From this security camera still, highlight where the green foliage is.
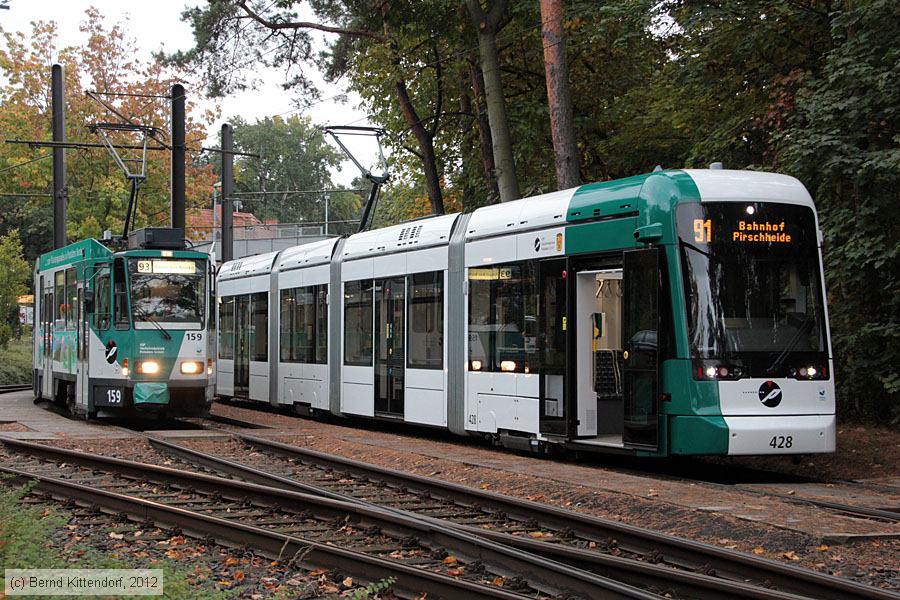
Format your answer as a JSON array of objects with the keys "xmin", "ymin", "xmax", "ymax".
[
  {"xmin": 0, "ymin": 230, "xmax": 31, "ymax": 348},
  {"xmin": 0, "ymin": 10, "xmax": 217, "ymax": 265},
  {"xmin": 775, "ymin": 0, "xmax": 900, "ymax": 422},
  {"xmin": 227, "ymin": 114, "xmax": 362, "ymax": 226},
  {"xmin": 0, "ymin": 480, "xmax": 67, "ymax": 570},
  {"xmin": 0, "ymin": 479, "xmax": 231, "ymax": 599},
  {"xmin": 0, "ymin": 335, "xmax": 33, "ymax": 384},
  {"xmin": 349, "ymin": 576, "xmax": 396, "ymax": 599}
]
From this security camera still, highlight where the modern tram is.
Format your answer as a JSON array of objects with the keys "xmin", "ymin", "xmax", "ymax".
[
  {"xmin": 33, "ymin": 229, "xmax": 215, "ymax": 418},
  {"xmin": 215, "ymin": 168, "xmax": 836, "ymax": 457}
]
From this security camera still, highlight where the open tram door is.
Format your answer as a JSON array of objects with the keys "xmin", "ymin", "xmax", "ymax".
[{"xmin": 622, "ymin": 248, "xmax": 661, "ymax": 450}]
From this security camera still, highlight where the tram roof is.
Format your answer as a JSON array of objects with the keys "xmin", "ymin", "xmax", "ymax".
[
  {"xmin": 276, "ymin": 237, "xmax": 340, "ymax": 271},
  {"xmin": 37, "ymin": 239, "xmax": 111, "ymax": 272},
  {"xmin": 218, "ymin": 249, "xmax": 280, "ymax": 281},
  {"xmin": 341, "ymin": 212, "xmax": 459, "ymax": 261}
]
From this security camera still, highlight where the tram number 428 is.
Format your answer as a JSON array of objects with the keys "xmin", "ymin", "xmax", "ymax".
[{"xmin": 769, "ymin": 435, "xmax": 793, "ymax": 449}]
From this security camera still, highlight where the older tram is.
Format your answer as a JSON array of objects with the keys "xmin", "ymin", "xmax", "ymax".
[
  {"xmin": 33, "ymin": 230, "xmax": 214, "ymax": 418},
  {"xmin": 215, "ymin": 169, "xmax": 835, "ymax": 456}
]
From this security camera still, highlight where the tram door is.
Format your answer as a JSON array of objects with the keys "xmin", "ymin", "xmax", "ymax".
[
  {"xmin": 538, "ymin": 259, "xmax": 568, "ymax": 436},
  {"xmin": 622, "ymin": 248, "xmax": 660, "ymax": 450},
  {"xmin": 234, "ymin": 295, "xmax": 251, "ymax": 395},
  {"xmin": 76, "ymin": 281, "xmax": 88, "ymax": 409},
  {"xmin": 374, "ymin": 277, "xmax": 405, "ymax": 417},
  {"xmin": 40, "ymin": 279, "xmax": 54, "ymax": 399}
]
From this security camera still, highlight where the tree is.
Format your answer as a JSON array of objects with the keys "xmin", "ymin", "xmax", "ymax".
[
  {"xmin": 170, "ymin": 0, "xmax": 449, "ymax": 216},
  {"xmin": 0, "ymin": 231, "xmax": 30, "ymax": 347},
  {"xmin": 775, "ymin": 0, "xmax": 900, "ymax": 423},
  {"xmin": 465, "ymin": 0, "xmax": 520, "ymax": 202},
  {"xmin": 224, "ymin": 114, "xmax": 356, "ymax": 224},
  {"xmin": 540, "ymin": 0, "xmax": 579, "ymax": 189},
  {"xmin": 0, "ymin": 9, "xmax": 217, "ymax": 264}
]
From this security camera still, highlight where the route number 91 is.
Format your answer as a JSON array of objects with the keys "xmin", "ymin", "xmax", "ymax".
[
  {"xmin": 693, "ymin": 219, "xmax": 712, "ymax": 243},
  {"xmin": 769, "ymin": 435, "xmax": 793, "ymax": 449}
]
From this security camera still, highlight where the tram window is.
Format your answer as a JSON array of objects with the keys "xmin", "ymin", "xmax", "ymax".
[
  {"xmin": 54, "ymin": 271, "xmax": 65, "ymax": 327},
  {"xmin": 219, "ymin": 296, "xmax": 234, "ymax": 359},
  {"xmin": 344, "ymin": 279, "xmax": 373, "ymax": 366},
  {"xmin": 467, "ymin": 263, "xmax": 534, "ymax": 373},
  {"xmin": 315, "ymin": 285, "xmax": 328, "ymax": 364},
  {"xmin": 113, "ymin": 259, "xmax": 130, "ymax": 329},
  {"xmin": 65, "ymin": 268, "xmax": 76, "ymax": 329},
  {"xmin": 408, "ymin": 271, "xmax": 443, "ymax": 369},
  {"xmin": 250, "ymin": 292, "xmax": 268, "ymax": 362},
  {"xmin": 95, "ymin": 271, "xmax": 111, "ymax": 330},
  {"xmin": 296, "ymin": 287, "xmax": 316, "ymax": 363},
  {"xmin": 280, "ymin": 289, "xmax": 296, "ymax": 362}
]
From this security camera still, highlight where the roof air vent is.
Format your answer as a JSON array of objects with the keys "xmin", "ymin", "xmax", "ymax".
[{"xmin": 709, "ymin": 162, "xmax": 724, "ymax": 170}]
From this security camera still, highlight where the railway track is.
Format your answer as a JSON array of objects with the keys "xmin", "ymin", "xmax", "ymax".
[
  {"xmin": 145, "ymin": 432, "xmax": 898, "ymax": 600},
  {"xmin": 0, "ymin": 436, "xmax": 670, "ymax": 600},
  {"xmin": 210, "ymin": 406, "xmax": 900, "ymax": 525},
  {"xmin": 0, "ymin": 383, "xmax": 31, "ymax": 394}
]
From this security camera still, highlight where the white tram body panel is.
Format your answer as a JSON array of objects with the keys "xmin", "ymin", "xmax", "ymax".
[
  {"xmin": 216, "ymin": 251, "xmax": 279, "ymax": 400},
  {"xmin": 462, "ymin": 189, "xmax": 574, "ymax": 437},
  {"xmin": 274, "ymin": 239, "xmax": 338, "ymax": 412}
]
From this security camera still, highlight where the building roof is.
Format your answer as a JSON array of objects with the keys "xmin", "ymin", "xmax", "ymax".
[{"xmin": 187, "ymin": 207, "xmax": 275, "ymax": 240}]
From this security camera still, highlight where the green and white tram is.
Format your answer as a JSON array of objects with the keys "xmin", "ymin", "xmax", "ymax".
[
  {"xmin": 33, "ymin": 232, "xmax": 214, "ymax": 418},
  {"xmin": 216, "ymin": 168, "xmax": 834, "ymax": 457}
]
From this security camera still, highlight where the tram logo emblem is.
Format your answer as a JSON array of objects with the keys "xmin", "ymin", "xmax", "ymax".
[
  {"xmin": 105, "ymin": 340, "xmax": 118, "ymax": 364},
  {"xmin": 758, "ymin": 380, "xmax": 782, "ymax": 407}
]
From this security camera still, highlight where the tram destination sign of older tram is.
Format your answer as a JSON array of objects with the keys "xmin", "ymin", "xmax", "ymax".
[
  {"xmin": 33, "ymin": 228, "xmax": 215, "ymax": 418},
  {"xmin": 217, "ymin": 168, "xmax": 835, "ymax": 457}
]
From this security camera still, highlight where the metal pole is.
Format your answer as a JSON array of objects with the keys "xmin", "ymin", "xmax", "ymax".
[
  {"xmin": 324, "ymin": 193, "xmax": 329, "ymax": 236},
  {"xmin": 221, "ymin": 123, "xmax": 234, "ymax": 263},
  {"xmin": 51, "ymin": 64, "xmax": 67, "ymax": 249},
  {"xmin": 170, "ymin": 84, "xmax": 185, "ymax": 232}
]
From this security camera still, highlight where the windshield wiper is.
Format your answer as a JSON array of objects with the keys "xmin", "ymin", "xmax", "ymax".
[
  {"xmin": 766, "ymin": 315, "xmax": 814, "ymax": 375},
  {"xmin": 133, "ymin": 305, "xmax": 172, "ymax": 340}
]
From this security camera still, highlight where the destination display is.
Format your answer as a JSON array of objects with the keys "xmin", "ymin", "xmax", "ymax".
[
  {"xmin": 693, "ymin": 217, "xmax": 794, "ymax": 244},
  {"xmin": 679, "ymin": 202, "xmax": 815, "ymax": 251},
  {"xmin": 136, "ymin": 259, "xmax": 198, "ymax": 275}
]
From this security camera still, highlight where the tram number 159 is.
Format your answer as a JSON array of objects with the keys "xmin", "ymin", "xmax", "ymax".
[
  {"xmin": 94, "ymin": 386, "xmax": 124, "ymax": 407},
  {"xmin": 769, "ymin": 435, "xmax": 793, "ymax": 449}
]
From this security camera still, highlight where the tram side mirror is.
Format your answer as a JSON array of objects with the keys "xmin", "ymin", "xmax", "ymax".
[
  {"xmin": 634, "ymin": 223, "xmax": 663, "ymax": 243},
  {"xmin": 83, "ymin": 290, "xmax": 95, "ymax": 312}
]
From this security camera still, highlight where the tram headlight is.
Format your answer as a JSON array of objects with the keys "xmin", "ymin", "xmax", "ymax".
[
  {"xmin": 137, "ymin": 360, "xmax": 160, "ymax": 375},
  {"xmin": 180, "ymin": 360, "xmax": 203, "ymax": 375},
  {"xmin": 500, "ymin": 360, "xmax": 517, "ymax": 372},
  {"xmin": 790, "ymin": 364, "xmax": 828, "ymax": 380},
  {"xmin": 470, "ymin": 360, "xmax": 483, "ymax": 371},
  {"xmin": 694, "ymin": 361, "xmax": 745, "ymax": 380}
]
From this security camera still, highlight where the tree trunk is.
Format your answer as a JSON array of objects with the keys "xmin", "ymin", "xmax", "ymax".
[
  {"xmin": 540, "ymin": 0, "xmax": 580, "ymax": 189},
  {"xmin": 394, "ymin": 79, "xmax": 444, "ymax": 215},
  {"xmin": 468, "ymin": 56, "xmax": 500, "ymax": 201},
  {"xmin": 466, "ymin": 0, "xmax": 520, "ymax": 203}
]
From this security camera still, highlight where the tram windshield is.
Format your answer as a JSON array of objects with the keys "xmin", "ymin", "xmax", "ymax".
[
  {"xmin": 676, "ymin": 202, "xmax": 827, "ymax": 365},
  {"xmin": 128, "ymin": 258, "xmax": 206, "ymax": 326}
]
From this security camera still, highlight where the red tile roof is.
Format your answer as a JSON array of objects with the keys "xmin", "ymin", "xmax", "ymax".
[{"xmin": 187, "ymin": 207, "xmax": 278, "ymax": 240}]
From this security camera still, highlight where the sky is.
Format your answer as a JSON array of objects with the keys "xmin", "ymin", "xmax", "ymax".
[{"xmin": 0, "ymin": 0, "xmax": 380, "ymax": 186}]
